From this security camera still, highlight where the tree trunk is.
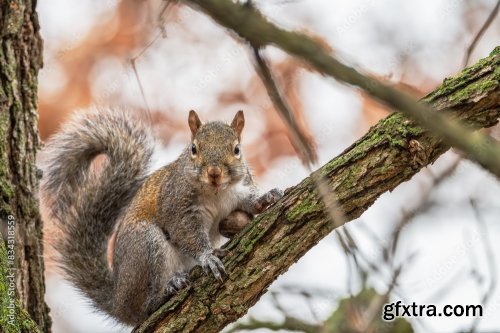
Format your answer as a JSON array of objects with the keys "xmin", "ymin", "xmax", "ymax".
[
  {"xmin": 135, "ymin": 48, "xmax": 499, "ymax": 333},
  {"xmin": 0, "ymin": 1, "xmax": 51, "ymax": 332}
]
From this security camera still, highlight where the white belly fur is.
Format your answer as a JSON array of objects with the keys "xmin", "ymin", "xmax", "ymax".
[{"xmin": 200, "ymin": 181, "xmax": 249, "ymax": 247}]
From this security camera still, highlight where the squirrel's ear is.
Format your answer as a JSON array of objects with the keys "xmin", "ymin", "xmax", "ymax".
[
  {"xmin": 231, "ymin": 110, "xmax": 245, "ymax": 141},
  {"xmin": 188, "ymin": 110, "xmax": 202, "ymax": 138}
]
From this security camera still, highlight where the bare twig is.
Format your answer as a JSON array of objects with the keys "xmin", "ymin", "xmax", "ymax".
[
  {"xmin": 130, "ymin": 56, "xmax": 154, "ymax": 123},
  {"xmin": 468, "ymin": 199, "xmax": 497, "ymax": 333},
  {"xmin": 227, "ymin": 291, "xmax": 320, "ymax": 333},
  {"xmin": 359, "ymin": 266, "xmax": 401, "ymax": 333},
  {"xmin": 463, "ymin": 0, "xmax": 500, "ymax": 67},
  {"xmin": 390, "ymin": 156, "xmax": 462, "ymax": 257},
  {"xmin": 276, "ymin": 285, "xmax": 341, "ymax": 301},
  {"xmin": 252, "ymin": 47, "xmax": 317, "ymax": 166},
  {"xmin": 158, "ymin": 0, "xmax": 178, "ymax": 36},
  {"xmin": 130, "ymin": 0, "xmax": 178, "ymax": 123}
]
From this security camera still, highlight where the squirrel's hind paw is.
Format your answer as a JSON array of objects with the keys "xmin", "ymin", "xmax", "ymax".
[
  {"xmin": 199, "ymin": 252, "xmax": 226, "ymax": 282},
  {"xmin": 165, "ymin": 272, "xmax": 190, "ymax": 295}
]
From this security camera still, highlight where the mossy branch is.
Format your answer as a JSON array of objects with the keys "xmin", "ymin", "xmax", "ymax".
[
  {"xmin": 134, "ymin": 48, "xmax": 500, "ymax": 333},
  {"xmin": 180, "ymin": 0, "xmax": 500, "ymax": 178}
]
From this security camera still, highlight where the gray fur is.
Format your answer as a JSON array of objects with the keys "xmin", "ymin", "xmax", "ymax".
[
  {"xmin": 40, "ymin": 108, "xmax": 153, "ymax": 317},
  {"xmin": 40, "ymin": 109, "xmax": 283, "ymax": 326}
]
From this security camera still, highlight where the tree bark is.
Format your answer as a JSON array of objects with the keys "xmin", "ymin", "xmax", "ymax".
[
  {"xmin": 135, "ymin": 49, "xmax": 499, "ymax": 333},
  {"xmin": 0, "ymin": 1, "xmax": 51, "ymax": 332}
]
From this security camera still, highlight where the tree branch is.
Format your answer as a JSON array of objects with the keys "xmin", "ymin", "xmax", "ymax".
[
  {"xmin": 134, "ymin": 48, "xmax": 500, "ymax": 333},
  {"xmin": 181, "ymin": 0, "xmax": 500, "ymax": 178}
]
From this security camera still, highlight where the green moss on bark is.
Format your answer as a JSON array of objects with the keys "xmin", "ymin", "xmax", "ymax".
[
  {"xmin": 424, "ymin": 49, "xmax": 499, "ymax": 104},
  {"xmin": 449, "ymin": 79, "xmax": 498, "ymax": 104},
  {"xmin": 285, "ymin": 195, "xmax": 318, "ymax": 221}
]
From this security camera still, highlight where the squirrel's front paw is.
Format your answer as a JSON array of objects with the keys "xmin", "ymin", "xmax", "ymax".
[
  {"xmin": 254, "ymin": 188, "xmax": 284, "ymax": 213},
  {"xmin": 165, "ymin": 272, "xmax": 190, "ymax": 295},
  {"xmin": 219, "ymin": 210, "xmax": 253, "ymax": 238},
  {"xmin": 199, "ymin": 252, "xmax": 226, "ymax": 281},
  {"xmin": 213, "ymin": 248, "xmax": 228, "ymax": 258}
]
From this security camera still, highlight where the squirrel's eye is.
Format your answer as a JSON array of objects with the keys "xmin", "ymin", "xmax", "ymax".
[
  {"xmin": 191, "ymin": 144, "xmax": 197, "ymax": 155},
  {"xmin": 234, "ymin": 144, "xmax": 241, "ymax": 156}
]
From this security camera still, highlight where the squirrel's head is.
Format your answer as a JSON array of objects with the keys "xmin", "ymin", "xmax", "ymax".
[{"xmin": 186, "ymin": 110, "xmax": 246, "ymax": 191}]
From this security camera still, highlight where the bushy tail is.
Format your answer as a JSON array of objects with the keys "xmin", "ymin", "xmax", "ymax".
[{"xmin": 41, "ymin": 108, "xmax": 153, "ymax": 313}]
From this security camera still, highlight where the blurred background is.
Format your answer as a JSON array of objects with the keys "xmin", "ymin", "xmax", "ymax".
[{"xmin": 37, "ymin": 0, "xmax": 500, "ymax": 332}]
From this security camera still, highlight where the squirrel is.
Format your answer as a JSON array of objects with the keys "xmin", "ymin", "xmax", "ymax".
[{"xmin": 40, "ymin": 108, "xmax": 283, "ymax": 326}]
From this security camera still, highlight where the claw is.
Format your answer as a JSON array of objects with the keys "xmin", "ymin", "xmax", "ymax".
[
  {"xmin": 165, "ymin": 272, "xmax": 190, "ymax": 296},
  {"xmin": 199, "ymin": 252, "xmax": 226, "ymax": 281},
  {"xmin": 254, "ymin": 188, "xmax": 284, "ymax": 213}
]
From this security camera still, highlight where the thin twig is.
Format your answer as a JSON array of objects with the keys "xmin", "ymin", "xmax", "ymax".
[
  {"xmin": 276, "ymin": 284, "xmax": 341, "ymax": 300},
  {"xmin": 227, "ymin": 292, "xmax": 320, "ymax": 333},
  {"xmin": 463, "ymin": 0, "xmax": 500, "ymax": 67},
  {"xmin": 252, "ymin": 47, "xmax": 317, "ymax": 166},
  {"xmin": 359, "ymin": 266, "xmax": 402, "ymax": 333},
  {"xmin": 130, "ymin": 0, "xmax": 178, "ymax": 124},
  {"xmin": 130, "ymin": 56, "xmax": 153, "ymax": 124},
  {"xmin": 468, "ymin": 199, "xmax": 497, "ymax": 333},
  {"xmin": 158, "ymin": 0, "xmax": 178, "ymax": 37},
  {"xmin": 390, "ymin": 156, "xmax": 462, "ymax": 257},
  {"xmin": 129, "ymin": 29, "xmax": 164, "ymax": 124}
]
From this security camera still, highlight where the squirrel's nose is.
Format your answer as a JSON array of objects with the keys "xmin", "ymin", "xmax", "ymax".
[{"xmin": 207, "ymin": 166, "xmax": 222, "ymax": 182}]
